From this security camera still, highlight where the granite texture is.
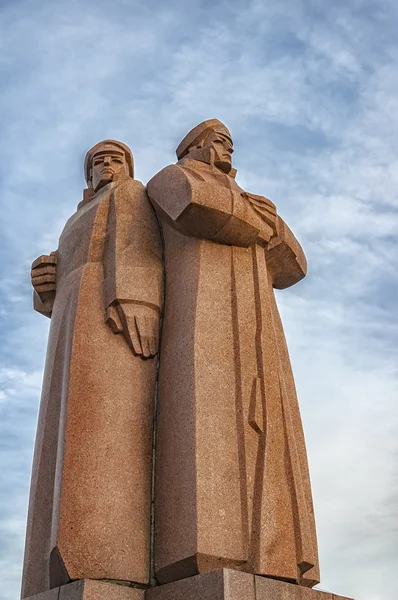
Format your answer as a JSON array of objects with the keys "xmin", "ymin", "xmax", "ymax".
[
  {"xmin": 147, "ymin": 120, "xmax": 319, "ymax": 587},
  {"xmin": 146, "ymin": 570, "xmax": 352, "ymax": 600},
  {"xmin": 59, "ymin": 580, "xmax": 145, "ymax": 600},
  {"xmin": 147, "ymin": 569, "xmax": 255, "ymax": 600},
  {"xmin": 22, "ymin": 125, "xmax": 349, "ymax": 599},
  {"xmin": 254, "ymin": 576, "xmax": 353, "ymax": 600},
  {"xmin": 22, "ymin": 141, "xmax": 163, "ymax": 598},
  {"xmin": 24, "ymin": 589, "xmax": 59, "ymax": 600},
  {"xmin": 25, "ymin": 573, "xmax": 353, "ymax": 600},
  {"xmin": 25, "ymin": 579, "xmax": 145, "ymax": 600}
]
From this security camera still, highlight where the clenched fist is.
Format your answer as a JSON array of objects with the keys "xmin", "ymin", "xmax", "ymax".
[
  {"xmin": 106, "ymin": 301, "xmax": 160, "ymax": 358},
  {"xmin": 31, "ymin": 253, "xmax": 57, "ymax": 303}
]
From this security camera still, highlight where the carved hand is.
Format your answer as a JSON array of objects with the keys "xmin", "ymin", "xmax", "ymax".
[
  {"xmin": 31, "ymin": 253, "xmax": 57, "ymax": 303},
  {"xmin": 106, "ymin": 302, "xmax": 160, "ymax": 358},
  {"xmin": 242, "ymin": 193, "xmax": 278, "ymax": 236}
]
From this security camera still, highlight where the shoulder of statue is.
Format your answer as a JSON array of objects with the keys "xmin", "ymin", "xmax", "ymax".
[
  {"xmin": 114, "ymin": 177, "xmax": 145, "ymax": 193},
  {"xmin": 147, "ymin": 163, "xmax": 189, "ymax": 192},
  {"xmin": 110, "ymin": 178, "xmax": 148, "ymax": 204}
]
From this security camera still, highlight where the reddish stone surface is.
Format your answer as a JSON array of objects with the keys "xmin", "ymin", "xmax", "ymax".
[
  {"xmin": 255, "ymin": 576, "xmax": 353, "ymax": 600},
  {"xmin": 24, "ymin": 589, "xmax": 59, "ymax": 600},
  {"xmin": 24, "ymin": 572, "xmax": 353, "ymax": 600},
  {"xmin": 23, "ymin": 125, "xmax": 357, "ymax": 600},
  {"xmin": 59, "ymin": 580, "xmax": 145, "ymax": 600},
  {"xmin": 21, "ymin": 141, "xmax": 163, "ymax": 598},
  {"xmin": 146, "ymin": 570, "xmax": 351, "ymax": 600},
  {"xmin": 25, "ymin": 579, "xmax": 145, "ymax": 600},
  {"xmin": 147, "ymin": 569, "xmax": 255, "ymax": 600},
  {"xmin": 147, "ymin": 120, "xmax": 319, "ymax": 587}
]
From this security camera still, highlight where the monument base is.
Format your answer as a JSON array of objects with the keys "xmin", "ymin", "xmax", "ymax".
[
  {"xmin": 147, "ymin": 570, "xmax": 353, "ymax": 600},
  {"xmin": 24, "ymin": 579, "xmax": 145, "ymax": 600},
  {"xmin": 25, "ymin": 569, "xmax": 353, "ymax": 600}
]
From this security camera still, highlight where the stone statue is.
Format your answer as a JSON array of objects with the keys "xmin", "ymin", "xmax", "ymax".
[
  {"xmin": 147, "ymin": 120, "xmax": 320, "ymax": 588},
  {"xmin": 22, "ymin": 140, "xmax": 163, "ymax": 598}
]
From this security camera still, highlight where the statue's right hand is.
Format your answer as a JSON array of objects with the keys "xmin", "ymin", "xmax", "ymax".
[
  {"xmin": 31, "ymin": 253, "xmax": 57, "ymax": 302},
  {"xmin": 242, "ymin": 193, "xmax": 278, "ymax": 232},
  {"xmin": 105, "ymin": 302, "xmax": 159, "ymax": 358}
]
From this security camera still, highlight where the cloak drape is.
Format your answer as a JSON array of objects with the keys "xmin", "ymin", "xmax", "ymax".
[
  {"xmin": 21, "ymin": 179, "xmax": 162, "ymax": 598},
  {"xmin": 147, "ymin": 159, "xmax": 319, "ymax": 588}
]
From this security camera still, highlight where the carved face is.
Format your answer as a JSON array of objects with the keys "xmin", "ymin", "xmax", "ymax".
[
  {"xmin": 90, "ymin": 150, "xmax": 129, "ymax": 191},
  {"xmin": 205, "ymin": 131, "xmax": 234, "ymax": 173}
]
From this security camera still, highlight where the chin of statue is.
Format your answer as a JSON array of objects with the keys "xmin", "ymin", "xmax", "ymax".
[{"xmin": 214, "ymin": 159, "xmax": 232, "ymax": 174}]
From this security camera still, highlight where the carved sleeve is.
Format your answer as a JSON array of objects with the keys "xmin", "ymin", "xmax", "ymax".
[
  {"xmin": 265, "ymin": 216, "xmax": 307, "ymax": 289},
  {"xmin": 32, "ymin": 253, "xmax": 57, "ymax": 318},
  {"xmin": 147, "ymin": 165, "xmax": 273, "ymax": 247},
  {"xmin": 102, "ymin": 180, "xmax": 163, "ymax": 312},
  {"xmin": 33, "ymin": 290, "xmax": 54, "ymax": 318}
]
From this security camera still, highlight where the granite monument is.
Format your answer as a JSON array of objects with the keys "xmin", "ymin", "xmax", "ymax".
[{"xmin": 21, "ymin": 126, "xmax": 352, "ymax": 600}]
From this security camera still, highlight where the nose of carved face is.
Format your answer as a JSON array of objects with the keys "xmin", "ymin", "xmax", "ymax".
[
  {"xmin": 213, "ymin": 146, "xmax": 233, "ymax": 174},
  {"xmin": 100, "ymin": 157, "xmax": 115, "ymax": 174},
  {"xmin": 214, "ymin": 138, "xmax": 233, "ymax": 164},
  {"xmin": 90, "ymin": 151, "xmax": 128, "ymax": 192}
]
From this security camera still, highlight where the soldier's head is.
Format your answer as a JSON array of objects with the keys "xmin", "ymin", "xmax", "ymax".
[
  {"xmin": 176, "ymin": 119, "xmax": 234, "ymax": 174},
  {"xmin": 84, "ymin": 140, "xmax": 134, "ymax": 192}
]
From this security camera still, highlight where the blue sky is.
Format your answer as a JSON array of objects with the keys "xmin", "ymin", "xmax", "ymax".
[{"xmin": 1, "ymin": 0, "xmax": 397, "ymax": 598}]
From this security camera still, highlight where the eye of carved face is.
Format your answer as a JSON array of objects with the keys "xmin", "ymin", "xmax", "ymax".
[
  {"xmin": 90, "ymin": 150, "xmax": 128, "ymax": 191},
  {"xmin": 206, "ymin": 132, "xmax": 234, "ymax": 173},
  {"xmin": 212, "ymin": 134, "xmax": 233, "ymax": 155}
]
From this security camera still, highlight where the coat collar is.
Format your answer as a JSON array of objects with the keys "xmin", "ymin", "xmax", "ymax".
[
  {"xmin": 178, "ymin": 158, "xmax": 237, "ymax": 180},
  {"xmin": 77, "ymin": 180, "xmax": 118, "ymax": 210}
]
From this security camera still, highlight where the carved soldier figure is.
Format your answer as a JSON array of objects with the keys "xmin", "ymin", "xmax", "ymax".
[
  {"xmin": 147, "ymin": 120, "xmax": 320, "ymax": 588},
  {"xmin": 22, "ymin": 140, "xmax": 163, "ymax": 598}
]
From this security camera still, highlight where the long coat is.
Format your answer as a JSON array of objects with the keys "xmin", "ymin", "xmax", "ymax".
[
  {"xmin": 21, "ymin": 178, "xmax": 162, "ymax": 598},
  {"xmin": 147, "ymin": 158, "xmax": 319, "ymax": 588}
]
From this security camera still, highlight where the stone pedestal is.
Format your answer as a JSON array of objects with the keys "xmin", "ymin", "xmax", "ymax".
[
  {"xmin": 25, "ymin": 570, "xmax": 352, "ymax": 600},
  {"xmin": 25, "ymin": 579, "xmax": 145, "ymax": 600},
  {"xmin": 147, "ymin": 570, "xmax": 352, "ymax": 600}
]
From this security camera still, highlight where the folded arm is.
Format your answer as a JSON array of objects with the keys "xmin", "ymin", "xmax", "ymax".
[
  {"xmin": 147, "ymin": 165, "xmax": 274, "ymax": 247},
  {"xmin": 31, "ymin": 253, "xmax": 57, "ymax": 318},
  {"xmin": 102, "ymin": 180, "xmax": 163, "ymax": 358},
  {"xmin": 265, "ymin": 216, "xmax": 307, "ymax": 289}
]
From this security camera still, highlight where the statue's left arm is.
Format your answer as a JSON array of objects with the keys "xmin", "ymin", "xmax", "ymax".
[
  {"xmin": 225, "ymin": 190, "xmax": 307, "ymax": 288},
  {"xmin": 265, "ymin": 215, "xmax": 307, "ymax": 289},
  {"xmin": 147, "ymin": 165, "xmax": 274, "ymax": 247},
  {"xmin": 102, "ymin": 180, "xmax": 163, "ymax": 357}
]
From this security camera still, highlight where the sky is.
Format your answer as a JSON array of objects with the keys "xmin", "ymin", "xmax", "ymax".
[{"xmin": 0, "ymin": 0, "xmax": 397, "ymax": 598}]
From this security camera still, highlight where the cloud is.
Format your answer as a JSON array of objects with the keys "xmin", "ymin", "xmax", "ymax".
[{"xmin": 0, "ymin": 368, "xmax": 43, "ymax": 600}]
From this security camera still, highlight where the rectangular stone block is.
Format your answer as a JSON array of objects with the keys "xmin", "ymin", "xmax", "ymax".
[
  {"xmin": 25, "ymin": 573, "xmax": 353, "ymax": 600},
  {"xmin": 146, "ymin": 570, "xmax": 353, "ymax": 600},
  {"xmin": 25, "ymin": 580, "xmax": 145, "ymax": 600},
  {"xmin": 256, "ymin": 576, "xmax": 332, "ymax": 600},
  {"xmin": 25, "ymin": 589, "xmax": 59, "ymax": 600},
  {"xmin": 147, "ymin": 569, "xmax": 255, "ymax": 600},
  {"xmin": 147, "ymin": 570, "xmax": 225, "ymax": 600},
  {"xmin": 255, "ymin": 576, "xmax": 353, "ymax": 600}
]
